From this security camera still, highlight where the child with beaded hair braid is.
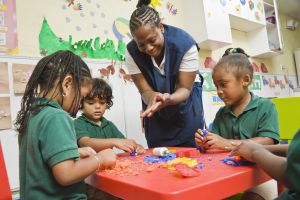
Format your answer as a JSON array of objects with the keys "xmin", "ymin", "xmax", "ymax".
[{"xmin": 16, "ymin": 50, "xmax": 116, "ymax": 200}]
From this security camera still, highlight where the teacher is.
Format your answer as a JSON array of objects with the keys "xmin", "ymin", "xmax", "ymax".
[{"xmin": 125, "ymin": 0, "xmax": 205, "ymax": 148}]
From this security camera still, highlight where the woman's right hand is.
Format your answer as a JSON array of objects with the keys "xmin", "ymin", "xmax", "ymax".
[{"xmin": 97, "ymin": 149, "xmax": 117, "ymax": 170}]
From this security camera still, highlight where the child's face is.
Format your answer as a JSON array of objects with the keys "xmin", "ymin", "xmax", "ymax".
[
  {"xmin": 133, "ymin": 24, "xmax": 164, "ymax": 58},
  {"xmin": 82, "ymin": 97, "xmax": 107, "ymax": 123},
  {"xmin": 63, "ymin": 83, "xmax": 92, "ymax": 115},
  {"xmin": 212, "ymin": 67, "xmax": 248, "ymax": 106}
]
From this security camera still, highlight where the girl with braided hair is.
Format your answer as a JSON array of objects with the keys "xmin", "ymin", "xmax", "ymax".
[
  {"xmin": 126, "ymin": 0, "xmax": 205, "ymax": 148},
  {"xmin": 16, "ymin": 50, "xmax": 116, "ymax": 200}
]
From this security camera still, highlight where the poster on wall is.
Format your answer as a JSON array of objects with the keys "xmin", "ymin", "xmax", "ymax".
[
  {"xmin": 12, "ymin": 63, "xmax": 35, "ymax": 94},
  {"xmin": 0, "ymin": 62, "xmax": 9, "ymax": 94},
  {"xmin": 0, "ymin": 97, "xmax": 11, "ymax": 130},
  {"xmin": 0, "ymin": 0, "xmax": 18, "ymax": 55}
]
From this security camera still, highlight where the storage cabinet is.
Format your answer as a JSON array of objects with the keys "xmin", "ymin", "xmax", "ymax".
[
  {"xmin": 248, "ymin": 0, "xmax": 283, "ymax": 57},
  {"xmin": 182, "ymin": 0, "xmax": 283, "ymax": 57},
  {"xmin": 182, "ymin": 0, "xmax": 232, "ymax": 50}
]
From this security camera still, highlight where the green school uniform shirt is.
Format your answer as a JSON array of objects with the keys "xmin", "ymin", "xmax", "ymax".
[
  {"xmin": 18, "ymin": 98, "xmax": 86, "ymax": 200},
  {"xmin": 211, "ymin": 93, "xmax": 279, "ymax": 143},
  {"xmin": 74, "ymin": 114, "xmax": 125, "ymax": 140},
  {"xmin": 276, "ymin": 129, "xmax": 300, "ymax": 200}
]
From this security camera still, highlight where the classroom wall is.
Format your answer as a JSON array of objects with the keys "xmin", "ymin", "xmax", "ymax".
[{"xmin": 1, "ymin": 0, "xmax": 300, "ymax": 191}]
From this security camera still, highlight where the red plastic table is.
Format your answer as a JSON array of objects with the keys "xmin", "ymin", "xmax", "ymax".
[
  {"xmin": 0, "ymin": 142, "xmax": 12, "ymax": 200},
  {"xmin": 86, "ymin": 148, "xmax": 271, "ymax": 200}
]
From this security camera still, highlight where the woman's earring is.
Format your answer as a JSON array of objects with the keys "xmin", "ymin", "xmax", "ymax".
[{"xmin": 62, "ymin": 92, "xmax": 66, "ymax": 97}]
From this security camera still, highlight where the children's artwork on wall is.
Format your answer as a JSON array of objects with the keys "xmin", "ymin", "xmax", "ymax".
[
  {"xmin": 166, "ymin": 1, "xmax": 179, "ymax": 16},
  {"xmin": 0, "ymin": 97, "xmax": 11, "ymax": 130},
  {"xmin": 249, "ymin": 74, "xmax": 261, "ymax": 91},
  {"xmin": 97, "ymin": 61, "xmax": 132, "ymax": 83},
  {"xmin": 204, "ymin": 57, "xmax": 216, "ymax": 69},
  {"xmin": 12, "ymin": 63, "xmax": 35, "ymax": 94},
  {"xmin": 0, "ymin": 62, "xmax": 9, "ymax": 94},
  {"xmin": 112, "ymin": 17, "xmax": 132, "ymax": 42},
  {"xmin": 260, "ymin": 62, "xmax": 269, "ymax": 73},
  {"xmin": 39, "ymin": 18, "xmax": 126, "ymax": 61},
  {"xmin": 252, "ymin": 62, "xmax": 260, "ymax": 72},
  {"xmin": 201, "ymin": 71, "xmax": 216, "ymax": 92},
  {"xmin": 0, "ymin": 0, "xmax": 18, "ymax": 55}
]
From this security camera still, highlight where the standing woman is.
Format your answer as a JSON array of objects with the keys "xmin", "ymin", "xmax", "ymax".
[{"xmin": 125, "ymin": 0, "xmax": 205, "ymax": 147}]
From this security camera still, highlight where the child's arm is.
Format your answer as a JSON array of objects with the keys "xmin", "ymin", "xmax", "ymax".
[
  {"xmin": 51, "ymin": 148, "xmax": 116, "ymax": 186},
  {"xmin": 264, "ymin": 144, "xmax": 289, "ymax": 157},
  {"xmin": 78, "ymin": 137, "xmax": 137, "ymax": 153},
  {"xmin": 229, "ymin": 140, "xmax": 292, "ymax": 188},
  {"xmin": 197, "ymin": 130, "xmax": 275, "ymax": 150}
]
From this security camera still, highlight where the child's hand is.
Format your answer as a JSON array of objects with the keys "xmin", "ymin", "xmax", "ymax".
[
  {"xmin": 78, "ymin": 147, "xmax": 97, "ymax": 158},
  {"xmin": 136, "ymin": 144, "xmax": 146, "ymax": 154},
  {"xmin": 229, "ymin": 140, "xmax": 264, "ymax": 162},
  {"xmin": 113, "ymin": 138, "xmax": 137, "ymax": 153},
  {"xmin": 205, "ymin": 132, "xmax": 231, "ymax": 150},
  {"xmin": 97, "ymin": 149, "xmax": 116, "ymax": 170},
  {"xmin": 195, "ymin": 129, "xmax": 208, "ymax": 147}
]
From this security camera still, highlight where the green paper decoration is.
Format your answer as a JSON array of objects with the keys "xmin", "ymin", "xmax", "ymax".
[{"xmin": 39, "ymin": 18, "xmax": 126, "ymax": 61}]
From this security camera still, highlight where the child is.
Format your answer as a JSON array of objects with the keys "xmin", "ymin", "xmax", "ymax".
[
  {"xmin": 75, "ymin": 78, "xmax": 146, "ymax": 154},
  {"xmin": 229, "ymin": 129, "xmax": 300, "ymax": 200},
  {"xmin": 195, "ymin": 49, "xmax": 280, "ymax": 200},
  {"xmin": 15, "ymin": 50, "xmax": 116, "ymax": 200},
  {"xmin": 75, "ymin": 78, "xmax": 145, "ymax": 200}
]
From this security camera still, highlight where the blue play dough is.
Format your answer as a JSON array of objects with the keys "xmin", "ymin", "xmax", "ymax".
[
  {"xmin": 220, "ymin": 157, "xmax": 255, "ymax": 166},
  {"xmin": 144, "ymin": 153, "xmax": 176, "ymax": 163}
]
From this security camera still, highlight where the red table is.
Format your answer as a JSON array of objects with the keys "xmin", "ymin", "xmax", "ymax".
[
  {"xmin": 0, "ymin": 142, "xmax": 12, "ymax": 200},
  {"xmin": 86, "ymin": 148, "xmax": 271, "ymax": 200}
]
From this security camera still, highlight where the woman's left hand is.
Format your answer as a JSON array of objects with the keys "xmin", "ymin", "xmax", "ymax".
[{"xmin": 141, "ymin": 93, "xmax": 171, "ymax": 117}]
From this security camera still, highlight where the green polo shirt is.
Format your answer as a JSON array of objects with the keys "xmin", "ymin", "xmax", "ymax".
[
  {"xmin": 19, "ymin": 98, "xmax": 86, "ymax": 200},
  {"xmin": 74, "ymin": 114, "xmax": 125, "ymax": 140},
  {"xmin": 276, "ymin": 129, "xmax": 300, "ymax": 200},
  {"xmin": 211, "ymin": 93, "xmax": 279, "ymax": 143}
]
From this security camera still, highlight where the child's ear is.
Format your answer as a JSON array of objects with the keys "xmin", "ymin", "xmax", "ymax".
[
  {"xmin": 62, "ymin": 75, "xmax": 73, "ymax": 96},
  {"xmin": 242, "ymin": 74, "xmax": 251, "ymax": 87}
]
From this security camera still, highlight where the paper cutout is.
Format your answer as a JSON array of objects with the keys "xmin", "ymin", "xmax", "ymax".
[
  {"xmin": 166, "ymin": 2, "xmax": 178, "ymax": 16},
  {"xmin": 112, "ymin": 17, "xmax": 132, "ymax": 41},
  {"xmin": 248, "ymin": 0, "xmax": 254, "ymax": 10},
  {"xmin": 39, "ymin": 18, "xmax": 126, "ymax": 61},
  {"xmin": 12, "ymin": 64, "xmax": 35, "ymax": 94},
  {"xmin": 0, "ymin": 0, "xmax": 18, "ymax": 55},
  {"xmin": 0, "ymin": 97, "xmax": 11, "ymax": 130},
  {"xmin": 0, "ymin": 62, "xmax": 9, "ymax": 94}
]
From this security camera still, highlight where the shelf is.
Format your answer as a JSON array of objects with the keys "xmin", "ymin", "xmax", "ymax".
[{"xmin": 229, "ymin": 14, "xmax": 265, "ymax": 32}]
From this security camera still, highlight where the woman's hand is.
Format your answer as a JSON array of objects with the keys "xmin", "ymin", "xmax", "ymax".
[{"xmin": 141, "ymin": 92, "xmax": 171, "ymax": 117}]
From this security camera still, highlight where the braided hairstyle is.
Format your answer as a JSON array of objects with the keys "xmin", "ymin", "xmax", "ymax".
[
  {"xmin": 129, "ymin": 0, "xmax": 160, "ymax": 34},
  {"xmin": 222, "ymin": 47, "xmax": 249, "ymax": 57},
  {"xmin": 84, "ymin": 78, "xmax": 113, "ymax": 109},
  {"xmin": 213, "ymin": 53, "xmax": 253, "ymax": 83},
  {"xmin": 15, "ymin": 50, "xmax": 92, "ymax": 136}
]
